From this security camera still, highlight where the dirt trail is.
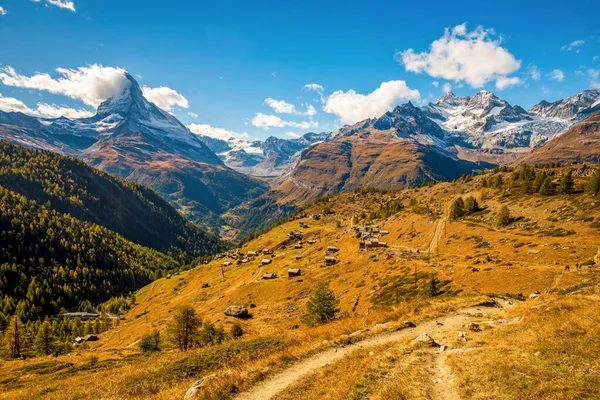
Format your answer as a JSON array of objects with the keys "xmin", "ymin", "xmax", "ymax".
[
  {"xmin": 235, "ymin": 301, "xmax": 514, "ymax": 400},
  {"xmin": 427, "ymin": 218, "xmax": 445, "ymax": 256}
]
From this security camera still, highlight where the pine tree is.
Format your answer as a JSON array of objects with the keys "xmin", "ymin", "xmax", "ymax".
[
  {"xmin": 4, "ymin": 316, "xmax": 22, "ymax": 359},
  {"xmin": 463, "ymin": 196, "xmax": 479, "ymax": 216},
  {"xmin": 585, "ymin": 169, "xmax": 600, "ymax": 196},
  {"xmin": 539, "ymin": 177, "xmax": 555, "ymax": 196},
  {"xmin": 449, "ymin": 197, "xmax": 465, "ymax": 220},
  {"xmin": 559, "ymin": 171, "xmax": 574, "ymax": 195},
  {"xmin": 303, "ymin": 281, "xmax": 340, "ymax": 326},
  {"xmin": 34, "ymin": 320, "xmax": 54, "ymax": 356},
  {"xmin": 497, "ymin": 205, "xmax": 511, "ymax": 227},
  {"xmin": 429, "ymin": 277, "xmax": 440, "ymax": 297},
  {"xmin": 167, "ymin": 305, "xmax": 201, "ymax": 351}
]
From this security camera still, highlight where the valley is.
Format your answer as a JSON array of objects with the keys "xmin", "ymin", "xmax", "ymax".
[{"xmin": 2, "ymin": 164, "xmax": 599, "ymax": 399}]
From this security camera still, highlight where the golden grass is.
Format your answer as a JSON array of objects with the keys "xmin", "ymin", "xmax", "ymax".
[
  {"xmin": 2, "ymin": 172, "xmax": 600, "ymax": 399},
  {"xmin": 448, "ymin": 285, "xmax": 600, "ymax": 399}
]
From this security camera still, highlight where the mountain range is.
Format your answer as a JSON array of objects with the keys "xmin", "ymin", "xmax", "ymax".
[
  {"xmin": 1, "ymin": 73, "xmax": 600, "ymax": 239},
  {"xmin": 0, "ymin": 73, "xmax": 268, "ymax": 235}
]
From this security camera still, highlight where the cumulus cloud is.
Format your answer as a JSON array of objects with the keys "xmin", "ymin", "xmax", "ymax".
[
  {"xmin": 0, "ymin": 93, "xmax": 93, "ymax": 118},
  {"xmin": 397, "ymin": 24, "xmax": 521, "ymax": 89},
  {"xmin": 0, "ymin": 6, "xmax": 7, "ymax": 15},
  {"xmin": 561, "ymin": 40, "xmax": 584, "ymax": 52},
  {"xmin": 0, "ymin": 94, "xmax": 30, "ymax": 113},
  {"xmin": 187, "ymin": 123, "xmax": 249, "ymax": 140},
  {"xmin": 264, "ymin": 98, "xmax": 316, "ymax": 116},
  {"xmin": 33, "ymin": 0, "xmax": 76, "ymax": 12},
  {"xmin": 549, "ymin": 69, "xmax": 565, "ymax": 82},
  {"xmin": 264, "ymin": 98, "xmax": 295, "ymax": 114},
  {"xmin": 188, "ymin": 112, "xmax": 198, "ymax": 119},
  {"xmin": 495, "ymin": 76, "xmax": 522, "ymax": 90},
  {"xmin": 527, "ymin": 64, "xmax": 541, "ymax": 81},
  {"xmin": 323, "ymin": 80, "xmax": 420, "ymax": 124},
  {"xmin": 432, "ymin": 81, "xmax": 439, "ymax": 88},
  {"xmin": 142, "ymin": 86, "xmax": 189, "ymax": 112},
  {"xmin": 0, "ymin": 65, "xmax": 190, "ymax": 112},
  {"xmin": 251, "ymin": 113, "xmax": 318, "ymax": 130},
  {"xmin": 443, "ymin": 83, "xmax": 452, "ymax": 93},
  {"xmin": 0, "ymin": 65, "xmax": 129, "ymax": 107}
]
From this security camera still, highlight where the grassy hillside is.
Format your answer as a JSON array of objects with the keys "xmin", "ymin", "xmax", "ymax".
[
  {"xmin": 2, "ymin": 163, "xmax": 599, "ymax": 399},
  {"xmin": 0, "ymin": 141, "xmax": 225, "ymax": 263}
]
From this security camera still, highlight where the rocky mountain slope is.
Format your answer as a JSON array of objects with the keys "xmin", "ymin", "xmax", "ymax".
[
  {"xmin": 517, "ymin": 111, "xmax": 600, "ymax": 165},
  {"xmin": 0, "ymin": 74, "xmax": 268, "ymax": 234},
  {"xmin": 197, "ymin": 131, "xmax": 331, "ymax": 177}
]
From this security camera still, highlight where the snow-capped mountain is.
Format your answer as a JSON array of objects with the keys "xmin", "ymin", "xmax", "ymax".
[
  {"xmin": 422, "ymin": 90, "xmax": 579, "ymax": 152},
  {"xmin": 41, "ymin": 73, "xmax": 222, "ymax": 164},
  {"xmin": 0, "ymin": 73, "xmax": 268, "ymax": 234},
  {"xmin": 528, "ymin": 89, "xmax": 600, "ymax": 120},
  {"xmin": 196, "ymin": 131, "xmax": 331, "ymax": 176}
]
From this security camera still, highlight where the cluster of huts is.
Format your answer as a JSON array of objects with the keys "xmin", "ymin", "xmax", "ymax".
[{"xmin": 352, "ymin": 224, "xmax": 389, "ymax": 249}]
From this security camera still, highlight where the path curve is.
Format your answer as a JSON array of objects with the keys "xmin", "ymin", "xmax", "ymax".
[{"xmin": 235, "ymin": 302, "xmax": 511, "ymax": 400}]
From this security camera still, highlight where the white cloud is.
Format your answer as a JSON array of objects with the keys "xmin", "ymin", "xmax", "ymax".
[
  {"xmin": 303, "ymin": 83, "xmax": 324, "ymax": 93},
  {"xmin": 264, "ymin": 98, "xmax": 296, "ymax": 114},
  {"xmin": 0, "ymin": 6, "xmax": 7, "ymax": 15},
  {"xmin": 0, "ymin": 94, "xmax": 30, "ymax": 113},
  {"xmin": 0, "ymin": 93, "xmax": 93, "ymax": 118},
  {"xmin": 0, "ymin": 65, "xmax": 129, "ymax": 107},
  {"xmin": 397, "ymin": 24, "xmax": 521, "ymax": 89},
  {"xmin": 285, "ymin": 131, "xmax": 301, "ymax": 138},
  {"xmin": 549, "ymin": 69, "xmax": 565, "ymax": 82},
  {"xmin": 432, "ymin": 81, "xmax": 439, "ymax": 88},
  {"xmin": 187, "ymin": 123, "xmax": 249, "ymax": 140},
  {"xmin": 561, "ymin": 40, "xmax": 584, "ymax": 52},
  {"xmin": 594, "ymin": 56, "xmax": 599, "ymax": 63},
  {"xmin": 33, "ymin": 0, "xmax": 76, "ymax": 12},
  {"xmin": 34, "ymin": 103, "xmax": 94, "ymax": 119},
  {"xmin": 323, "ymin": 80, "xmax": 420, "ymax": 124},
  {"xmin": 188, "ymin": 112, "xmax": 198, "ymax": 119},
  {"xmin": 589, "ymin": 69, "xmax": 600, "ymax": 88},
  {"xmin": 264, "ymin": 97, "xmax": 317, "ymax": 117},
  {"xmin": 141, "ymin": 86, "xmax": 189, "ymax": 112},
  {"xmin": 443, "ymin": 83, "xmax": 452, "ymax": 93},
  {"xmin": 251, "ymin": 113, "xmax": 318, "ymax": 130},
  {"xmin": 495, "ymin": 76, "xmax": 522, "ymax": 90},
  {"xmin": 527, "ymin": 64, "xmax": 541, "ymax": 81},
  {"xmin": 0, "ymin": 65, "xmax": 190, "ymax": 112}
]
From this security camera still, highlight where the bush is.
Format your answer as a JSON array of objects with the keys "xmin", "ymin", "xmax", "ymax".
[
  {"xmin": 139, "ymin": 330, "xmax": 161, "ymax": 353},
  {"xmin": 497, "ymin": 205, "xmax": 511, "ymax": 227},
  {"xmin": 230, "ymin": 323, "xmax": 244, "ymax": 339}
]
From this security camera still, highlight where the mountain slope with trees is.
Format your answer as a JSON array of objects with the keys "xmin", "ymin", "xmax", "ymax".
[
  {"xmin": 0, "ymin": 185, "xmax": 179, "ymax": 321},
  {"xmin": 0, "ymin": 141, "xmax": 225, "ymax": 263}
]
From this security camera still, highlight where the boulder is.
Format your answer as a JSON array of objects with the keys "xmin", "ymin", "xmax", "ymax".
[
  {"xmin": 184, "ymin": 370, "xmax": 233, "ymax": 400},
  {"xmin": 413, "ymin": 333, "xmax": 438, "ymax": 347},
  {"xmin": 224, "ymin": 306, "xmax": 249, "ymax": 318},
  {"xmin": 468, "ymin": 322, "xmax": 481, "ymax": 332},
  {"xmin": 403, "ymin": 320, "xmax": 416, "ymax": 328}
]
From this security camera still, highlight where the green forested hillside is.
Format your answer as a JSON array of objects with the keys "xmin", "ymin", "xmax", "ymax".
[
  {"xmin": 0, "ymin": 141, "xmax": 225, "ymax": 263},
  {"xmin": 0, "ymin": 186, "xmax": 178, "ymax": 320}
]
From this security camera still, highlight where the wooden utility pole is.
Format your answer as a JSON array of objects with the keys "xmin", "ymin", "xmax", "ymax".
[{"xmin": 414, "ymin": 263, "xmax": 418, "ymax": 290}]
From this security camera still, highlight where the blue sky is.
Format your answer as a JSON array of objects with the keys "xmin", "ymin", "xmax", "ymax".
[{"xmin": 0, "ymin": 0, "xmax": 599, "ymax": 140}]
